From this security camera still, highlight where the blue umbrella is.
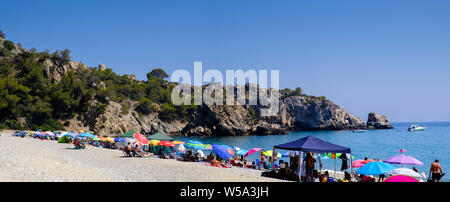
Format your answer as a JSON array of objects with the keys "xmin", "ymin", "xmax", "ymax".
[
  {"xmin": 188, "ymin": 140, "xmax": 202, "ymax": 144},
  {"xmin": 78, "ymin": 132, "xmax": 95, "ymax": 138},
  {"xmin": 220, "ymin": 145, "xmax": 232, "ymax": 150},
  {"xmin": 212, "ymin": 144, "xmax": 232, "ymax": 159},
  {"xmin": 356, "ymin": 161, "xmax": 396, "ymax": 175},
  {"xmin": 62, "ymin": 133, "xmax": 73, "ymax": 137},
  {"xmin": 114, "ymin": 137, "xmax": 125, "ymax": 142}
]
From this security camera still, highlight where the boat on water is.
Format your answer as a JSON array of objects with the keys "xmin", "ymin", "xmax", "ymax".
[
  {"xmin": 353, "ymin": 130, "xmax": 367, "ymax": 133},
  {"xmin": 408, "ymin": 125, "xmax": 427, "ymax": 132}
]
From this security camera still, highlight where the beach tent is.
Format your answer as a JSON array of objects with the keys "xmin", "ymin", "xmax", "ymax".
[
  {"xmin": 146, "ymin": 132, "xmax": 173, "ymax": 141},
  {"xmin": 273, "ymin": 136, "xmax": 352, "ymax": 182},
  {"xmin": 120, "ymin": 131, "xmax": 136, "ymax": 138},
  {"xmin": 58, "ymin": 136, "xmax": 72, "ymax": 144}
]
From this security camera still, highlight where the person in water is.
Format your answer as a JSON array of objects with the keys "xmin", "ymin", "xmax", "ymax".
[{"xmin": 429, "ymin": 159, "xmax": 445, "ymax": 182}]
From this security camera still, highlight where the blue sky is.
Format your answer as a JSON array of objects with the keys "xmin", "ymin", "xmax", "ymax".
[{"xmin": 1, "ymin": 0, "xmax": 450, "ymax": 122}]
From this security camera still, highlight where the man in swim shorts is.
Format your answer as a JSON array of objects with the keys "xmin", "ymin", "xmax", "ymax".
[{"xmin": 429, "ymin": 159, "xmax": 445, "ymax": 182}]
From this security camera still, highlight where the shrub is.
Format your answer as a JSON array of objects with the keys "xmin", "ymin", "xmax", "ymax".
[
  {"xmin": 135, "ymin": 98, "xmax": 156, "ymax": 115},
  {"xmin": 3, "ymin": 40, "xmax": 15, "ymax": 51}
]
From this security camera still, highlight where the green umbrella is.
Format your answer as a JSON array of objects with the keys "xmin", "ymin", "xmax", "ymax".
[{"xmin": 120, "ymin": 131, "xmax": 136, "ymax": 138}]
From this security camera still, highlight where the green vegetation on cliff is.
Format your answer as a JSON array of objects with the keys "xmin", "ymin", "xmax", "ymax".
[{"xmin": 0, "ymin": 30, "xmax": 196, "ymax": 131}]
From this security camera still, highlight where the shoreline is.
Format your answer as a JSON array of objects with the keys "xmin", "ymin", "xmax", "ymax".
[{"xmin": 0, "ymin": 132, "xmax": 286, "ymax": 182}]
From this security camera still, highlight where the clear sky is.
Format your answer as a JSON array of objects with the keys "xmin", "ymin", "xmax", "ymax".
[{"xmin": 1, "ymin": 0, "xmax": 449, "ymax": 122}]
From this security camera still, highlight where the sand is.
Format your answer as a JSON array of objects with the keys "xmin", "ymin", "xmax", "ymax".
[{"xmin": 0, "ymin": 131, "xmax": 285, "ymax": 182}]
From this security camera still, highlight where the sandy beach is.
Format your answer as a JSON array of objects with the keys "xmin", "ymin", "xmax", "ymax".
[{"xmin": 0, "ymin": 131, "xmax": 285, "ymax": 182}]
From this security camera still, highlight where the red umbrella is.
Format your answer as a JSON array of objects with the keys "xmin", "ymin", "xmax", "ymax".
[
  {"xmin": 227, "ymin": 149, "xmax": 235, "ymax": 156},
  {"xmin": 133, "ymin": 133, "xmax": 149, "ymax": 145},
  {"xmin": 158, "ymin": 141, "xmax": 175, "ymax": 147},
  {"xmin": 362, "ymin": 159, "xmax": 376, "ymax": 164}
]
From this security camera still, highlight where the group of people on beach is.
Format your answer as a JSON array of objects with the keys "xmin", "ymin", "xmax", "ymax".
[{"xmin": 9, "ymin": 131, "xmax": 446, "ymax": 182}]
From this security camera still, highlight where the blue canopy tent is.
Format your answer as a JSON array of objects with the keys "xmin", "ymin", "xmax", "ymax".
[{"xmin": 273, "ymin": 136, "xmax": 352, "ymax": 182}]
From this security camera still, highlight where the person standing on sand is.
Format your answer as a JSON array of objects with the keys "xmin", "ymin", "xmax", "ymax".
[{"xmin": 429, "ymin": 159, "xmax": 445, "ymax": 182}]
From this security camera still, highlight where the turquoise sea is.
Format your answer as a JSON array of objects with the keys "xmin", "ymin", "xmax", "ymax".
[{"xmin": 175, "ymin": 122, "xmax": 450, "ymax": 182}]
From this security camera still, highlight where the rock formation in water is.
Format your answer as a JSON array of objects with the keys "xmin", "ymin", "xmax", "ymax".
[{"xmin": 366, "ymin": 112, "xmax": 394, "ymax": 129}]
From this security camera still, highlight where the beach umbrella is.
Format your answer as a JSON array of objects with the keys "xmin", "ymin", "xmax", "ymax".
[
  {"xmin": 150, "ymin": 140, "xmax": 160, "ymax": 147},
  {"xmin": 102, "ymin": 137, "xmax": 115, "ymax": 143},
  {"xmin": 227, "ymin": 149, "xmax": 236, "ymax": 156},
  {"xmin": 212, "ymin": 144, "xmax": 232, "ymax": 159},
  {"xmin": 196, "ymin": 150, "xmax": 206, "ymax": 158},
  {"xmin": 362, "ymin": 159, "xmax": 376, "ymax": 164},
  {"xmin": 386, "ymin": 168, "xmax": 425, "ymax": 179},
  {"xmin": 233, "ymin": 146, "xmax": 241, "ymax": 151},
  {"xmin": 384, "ymin": 175, "xmax": 419, "ymax": 182},
  {"xmin": 173, "ymin": 141, "xmax": 185, "ymax": 145},
  {"xmin": 204, "ymin": 144, "xmax": 213, "ymax": 151},
  {"xmin": 79, "ymin": 132, "xmax": 95, "ymax": 138},
  {"xmin": 158, "ymin": 141, "xmax": 175, "ymax": 147},
  {"xmin": 235, "ymin": 149, "xmax": 248, "ymax": 156},
  {"xmin": 352, "ymin": 160, "xmax": 366, "ymax": 168},
  {"xmin": 176, "ymin": 144, "xmax": 186, "ymax": 154},
  {"xmin": 244, "ymin": 148, "xmax": 263, "ymax": 158},
  {"xmin": 384, "ymin": 155, "xmax": 424, "ymax": 166},
  {"xmin": 134, "ymin": 133, "xmax": 149, "ymax": 145},
  {"xmin": 92, "ymin": 137, "xmax": 101, "ymax": 141},
  {"xmin": 263, "ymin": 150, "xmax": 282, "ymax": 158},
  {"xmin": 188, "ymin": 140, "xmax": 203, "ymax": 144},
  {"xmin": 45, "ymin": 131, "xmax": 54, "ymax": 136},
  {"xmin": 220, "ymin": 145, "xmax": 232, "ymax": 150},
  {"xmin": 114, "ymin": 137, "xmax": 125, "ymax": 143},
  {"xmin": 356, "ymin": 161, "xmax": 396, "ymax": 176}
]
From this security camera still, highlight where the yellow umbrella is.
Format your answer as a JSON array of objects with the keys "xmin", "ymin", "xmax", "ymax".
[
  {"xmin": 105, "ymin": 137, "xmax": 115, "ymax": 143},
  {"xmin": 263, "ymin": 150, "xmax": 282, "ymax": 157},
  {"xmin": 150, "ymin": 140, "xmax": 160, "ymax": 147},
  {"xmin": 173, "ymin": 141, "xmax": 185, "ymax": 145}
]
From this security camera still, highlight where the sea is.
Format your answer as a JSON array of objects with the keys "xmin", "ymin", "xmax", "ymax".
[{"xmin": 174, "ymin": 122, "xmax": 450, "ymax": 182}]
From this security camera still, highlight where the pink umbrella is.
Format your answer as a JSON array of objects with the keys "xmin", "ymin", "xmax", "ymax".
[
  {"xmin": 352, "ymin": 160, "xmax": 366, "ymax": 168},
  {"xmin": 352, "ymin": 159, "xmax": 376, "ymax": 168},
  {"xmin": 244, "ymin": 148, "xmax": 262, "ymax": 158},
  {"xmin": 384, "ymin": 175, "xmax": 419, "ymax": 182},
  {"xmin": 384, "ymin": 155, "xmax": 423, "ymax": 166}
]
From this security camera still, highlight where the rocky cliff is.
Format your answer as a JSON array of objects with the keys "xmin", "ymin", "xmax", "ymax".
[{"xmin": 1, "ymin": 36, "xmax": 392, "ymax": 136}]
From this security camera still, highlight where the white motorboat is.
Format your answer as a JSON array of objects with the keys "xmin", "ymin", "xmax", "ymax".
[{"xmin": 408, "ymin": 125, "xmax": 427, "ymax": 132}]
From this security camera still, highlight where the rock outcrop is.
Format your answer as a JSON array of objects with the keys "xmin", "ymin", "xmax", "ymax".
[
  {"xmin": 42, "ymin": 59, "xmax": 87, "ymax": 82},
  {"xmin": 282, "ymin": 96, "xmax": 366, "ymax": 130},
  {"xmin": 366, "ymin": 112, "xmax": 393, "ymax": 129},
  {"xmin": 180, "ymin": 95, "xmax": 366, "ymax": 136},
  {"xmin": 182, "ymin": 104, "xmax": 250, "ymax": 136},
  {"xmin": 65, "ymin": 100, "xmax": 187, "ymax": 137}
]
